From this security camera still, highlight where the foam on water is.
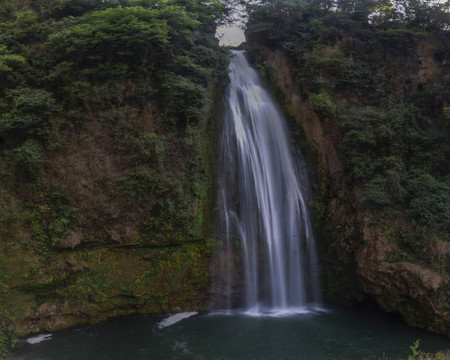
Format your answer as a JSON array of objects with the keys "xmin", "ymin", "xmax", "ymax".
[
  {"xmin": 209, "ymin": 306, "xmax": 325, "ymax": 318},
  {"xmin": 25, "ymin": 334, "xmax": 52, "ymax": 344},
  {"xmin": 242, "ymin": 307, "xmax": 313, "ymax": 318},
  {"xmin": 158, "ymin": 312, "xmax": 198, "ymax": 329}
]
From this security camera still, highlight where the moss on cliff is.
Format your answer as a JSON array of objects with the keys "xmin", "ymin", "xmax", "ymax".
[
  {"xmin": 0, "ymin": 0, "xmax": 229, "ymax": 357},
  {"xmin": 245, "ymin": 0, "xmax": 450, "ymax": 338}
]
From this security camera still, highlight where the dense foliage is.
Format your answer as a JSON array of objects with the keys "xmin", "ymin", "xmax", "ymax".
[
  {"xmin": 245, "ymin": 0, "xmax": 449, "ymax": 268},
  {"xmin": 0, "ymin": 0, "xmax": 229, "ymax": 357}
]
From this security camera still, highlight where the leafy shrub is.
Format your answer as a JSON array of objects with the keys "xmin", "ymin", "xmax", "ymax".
[
  {"xmin": 189, "ymin": 44, "xmax": 229, "ymax": 81},
  {"xmin": 409, "ymin": 340, "xmax": 422, "ymax": 360},
  {"xmin": 0, "ymin": 88, "xmax": 57, "ymax": 143},
  {"xmin": 161, "ymin": 73, "xmax": 207, "ymax": 124},
  {"xmin": 27, "ymin": 193, "xmax": 80, "ymax": 252},
  {"xmin": 363, "ymin": 175, "xmax": 392, "ymax": 208},
  {"xmin": 405, "ymin": 174, "xmax": 450, "ymax": 233},
  {"xmin": 377, "ymin": 28, "xmax": 425, "ymax": 56},
  {"xmin": 14, "ymin": 139, "xmax": 46, "ymax": 180},
  {"xmin": 0, "ymin": 266, "xmax": 20, "ymax": 359},
  {"xmin": 43, "ymin": 0, "xmax": 105, "ymax": 19},
  {"xmin": 7, "ymin": 87, "xmax": 56, "ymax": 115},
  {"xmin": 418, "ymin": 350, "xmax": 450, "ymax": 360},
  {"xmin": 0, "ymin": 45, "xmax": 27, "ymax": 75},
  {"xmin": 124, "ymin": 132, "xmax": 166, "ymax": 167},
  {"xmin": 0, "ymin": 319, "xmax": 18, "ymax": 360},
  {"xmin": 115, "ymin": 167, "xmax": 160, "ymax": 201},
  {"xmin": 13, "ymin": 9, "xmax": 39, "ymax": 42},
  {"xmin": 386, "ymin": 249, "xmax": 416, "ymax": 263},
  {"xmin": 49, "ymin": 6, "xmax": 170, "ymax": 74},
  {"xmin": 444, "ymin": 107, "xmax": 450, "ymax": 120},
  {"xmin": 338, "ymin": 106, "xmax": 383, "ymax": 181},
  {"xmin": 309, "ymin": 92, "xmax": 336, "ymax": 116}
]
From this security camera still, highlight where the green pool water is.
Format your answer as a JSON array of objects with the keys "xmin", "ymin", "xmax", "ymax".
[{"xmin": 11, "ymin": 305, "xmax": 450, "ymax": 360}]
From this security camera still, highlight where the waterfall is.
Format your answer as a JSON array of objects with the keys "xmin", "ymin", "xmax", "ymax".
[{"xmin": 217, "ymin": 50, "xmax": 321, "ymax": 314}]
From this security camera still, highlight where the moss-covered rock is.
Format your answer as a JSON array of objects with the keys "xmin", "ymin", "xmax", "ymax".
[
  {"xmin": 246, "ymin": 34, "xmax": 450, "ymax": 338},
  {"xmin": 0, "ymin": 1, "xmax": 229, "ymax": 358}
]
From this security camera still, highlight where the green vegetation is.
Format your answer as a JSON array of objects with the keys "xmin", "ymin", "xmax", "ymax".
[
  {"xmin": 245, "ymin": 0, "xmax": 450, "ymax": 337},
  {"xmin": 382, "ymin": 340, "xmax": 450, "ymax": 360},
  {"xmin": 409, "ymin": 339, "xmax": 422, "ymax": 360},
  {"xmin": 0, "ymin": 0, "xmax": 229, "ymax": 357},
  {"xmin": 419, "ymin": 350, "xmax": 450, "ymax": 360},
  {"xmin": 309, "ymin": 91, "xmax": 336, "ymax": 116},
  {"xmin": 245, "ymin": 0, "xmax": 449, "ymax": 271}
]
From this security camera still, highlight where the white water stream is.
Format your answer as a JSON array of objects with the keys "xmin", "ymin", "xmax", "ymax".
[{"xmin": 218, "ymin": 51, "xmax": 321, "ymax": 314}]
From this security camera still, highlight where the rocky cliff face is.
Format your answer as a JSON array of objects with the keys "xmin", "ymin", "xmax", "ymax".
[
  {"xmin": 246, "ymin": 40, "xmax": 450, "ymax": 338},
  {"xmin": 0, "ymin": 4, "xmax": 230, "ymax": 356},
  {"xmin": 2, "ymin": 90, "xmax": 220, "ymax": 338}
]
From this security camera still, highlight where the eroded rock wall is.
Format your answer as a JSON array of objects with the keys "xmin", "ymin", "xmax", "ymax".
[{"xmin": 246, "ymin": 40, "xmax": 450, "ymax": 338}]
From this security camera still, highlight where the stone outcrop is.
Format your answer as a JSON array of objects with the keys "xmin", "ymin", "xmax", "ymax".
[{"xmin": 246, "ymin": 40, "xmax": 450, "ymax": 338}]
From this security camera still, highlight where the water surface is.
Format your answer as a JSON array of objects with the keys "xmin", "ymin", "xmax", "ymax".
[{"xmin": 12, "ymin": 305, "xmax": 450, "ymax": 360}]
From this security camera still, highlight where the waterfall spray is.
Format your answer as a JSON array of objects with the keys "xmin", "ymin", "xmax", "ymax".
[{"xmin": 218, "ymin": 51, "xmax": 321, "ymax": 315}]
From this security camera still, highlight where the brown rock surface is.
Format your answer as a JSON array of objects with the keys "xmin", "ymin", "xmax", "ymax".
[{"xmin": 246, "ymin": 40, "xmax": 450, "ymax": 338}]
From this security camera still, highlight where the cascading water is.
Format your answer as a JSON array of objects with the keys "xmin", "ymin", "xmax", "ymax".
[{"xmin": 217, "ymin": 50, "xmax": 321, "ymax": 314}]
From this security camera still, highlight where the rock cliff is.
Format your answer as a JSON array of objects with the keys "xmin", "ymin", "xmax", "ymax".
[
  {"xmin": 246, "ymin": 40, "xmax": 450, "ymax": 338},
  {"xmin": 0, "ymin": 2, "xmax": 229, "ymax": 357}
]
